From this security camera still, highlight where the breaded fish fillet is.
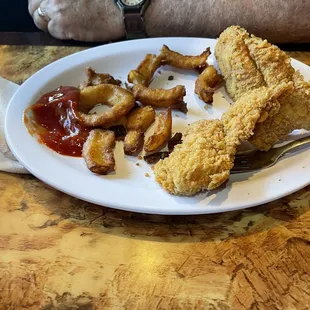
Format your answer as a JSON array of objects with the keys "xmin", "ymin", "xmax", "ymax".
[
  {"xmin": 244, "ymin": 33, "xmax": 310, "ymax": 150},
  {"xmin": 154, "ymin": 83, "xmax": 292, "ymax": 196},
  {"xmin": 222, "ymin": 82, "xmax": 293, "ymax": 145},
  {"xmin": 154, "ymin": 119, "xmax": 235, "ymax": 196},
  {"xmin": 215, "ymin": 25, "xmax": 310, "ymax": 151},
  {"xmin": 244, "ymin": 34, "xmax": 294, "ymax": 87},
  {"xmin": 250, "ymin": 71, "xmax": 310, "ymax": 150},
  {"xmin": 214, "ymin": 26, "xmax": 265, "ymax": 101}
]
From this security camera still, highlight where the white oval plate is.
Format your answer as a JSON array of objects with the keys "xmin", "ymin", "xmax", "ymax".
[{"xmin": 5, "ymin": 38, "xmax": 310, "ymax": 215}]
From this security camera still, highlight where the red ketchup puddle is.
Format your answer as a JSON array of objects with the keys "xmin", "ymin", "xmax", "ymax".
[{"xmin": 24, "ymin": 86, "xmax": 90, "ymax": 157}]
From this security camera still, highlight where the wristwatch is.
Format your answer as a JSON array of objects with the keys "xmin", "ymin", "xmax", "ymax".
[{"xmin": 114, "ymin": 0, "xmax": 151, "ymax": 40}]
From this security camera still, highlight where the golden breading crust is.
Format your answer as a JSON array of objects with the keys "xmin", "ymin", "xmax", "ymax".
[
  {"xmin": 250, "ymin": 72, "xmax": 310, "ymax": 150},
  {"xmin": 154, "ymin": 82, "xmax": 292, "ymax": 196},
  {"xmin": 243, "ymin": 32, "xmax": 310, "ymax": 150},
  {"xmin": 244, "ymin": 35, "xmax": 294, "ymax": 87},
  {"xmin": 154, "ymin": 120, "xmax": 235, "ymax": 196},
  {"xmin": 215, "ymin": 25, "xmax": 310, "ymax": 151},
  {"xmin": 214, "ymin": 26, "xmax": 265, "ymax": 101},
  {"xmin": 222, "ymin": 82, "xmax": 294, "ymax": 145}
]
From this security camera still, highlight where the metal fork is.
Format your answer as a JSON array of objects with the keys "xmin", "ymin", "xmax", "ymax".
[{"xmin": 231, "ymin": 135, "xmax": 310, "ymax": 173}]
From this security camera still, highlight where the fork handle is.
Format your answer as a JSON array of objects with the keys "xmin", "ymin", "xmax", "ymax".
[{"xmin": 276, "ymin": 135, "xmax": 310, "ymax": 156}]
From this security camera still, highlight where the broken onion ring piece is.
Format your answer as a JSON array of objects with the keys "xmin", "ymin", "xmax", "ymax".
[
  {"xmin": 132, "ymin": 84, "xmax": 186, "ymax": 108},
  {"xmin": 144, "ymin": 108, "xmax": 172, "ymax": 153},
  {"xmin": 128, "ymin": 54, "xmax": 162, "ymax": 86},
  {"xmin": 124, "ymin": 130, "xmax": 144, "ymax": 156},
  {"xmin": 160, "ymin": 45, "xmax": 210, "ymax": 69},
  {"xmin": 82, "ymin": 129, "xmax": 116, "ymax": 175},
  {"xmin": 124, "ymin": 106, "xmax": 155, "ymax": 155},
  {"xmin": 79, "ymin": 67, "xmax": 121, "ymax": 90},
  {"xmin": 195, "ymin": 65, "xmax": 223, "ymax": 104}
]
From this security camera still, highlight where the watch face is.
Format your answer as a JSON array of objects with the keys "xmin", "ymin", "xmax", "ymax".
[{"xmin": 121, "ymin": 0, "xmax": 144, "ymax": 6}]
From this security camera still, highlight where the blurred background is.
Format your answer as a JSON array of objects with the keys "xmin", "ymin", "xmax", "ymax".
[{"xmin": 0, "ymin": 1, "xmax": 37, "ymax": 32}]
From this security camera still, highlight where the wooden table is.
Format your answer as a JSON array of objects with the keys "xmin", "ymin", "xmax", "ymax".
[{"xmin": 0, "ymin": 42, "xmax": 310, "ymax": 310}]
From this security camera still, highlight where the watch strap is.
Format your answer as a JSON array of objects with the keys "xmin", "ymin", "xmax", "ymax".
[{"xmin": 124, "ymin": 12, "xmax": 147, "ymax": 39}]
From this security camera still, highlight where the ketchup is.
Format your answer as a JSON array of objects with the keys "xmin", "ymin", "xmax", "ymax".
[{"xmin": 25, "ymin": 86, "xmax": 90, "ymax": 157}]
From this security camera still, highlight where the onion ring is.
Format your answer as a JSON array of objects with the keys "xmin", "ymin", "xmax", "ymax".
[{"xmin": 78, "ymin": 84, "xmax": 135, "ymax": 127}]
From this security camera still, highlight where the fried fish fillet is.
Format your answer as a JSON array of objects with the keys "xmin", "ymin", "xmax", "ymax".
[
  {"xmin": 250, "ymin": 71, "xmax": 310, "ymax": 150},
  {"xmin": 214, "ymin": 26, "xmax": 265, "ymax": 101},
  {"xmin": 215, "ymin": 25, "xmax": 310, "ymax": 151},
  {"xmin": 244, "ymin": 33, "xmax": 310, "ymax": 150},
  {"xmin": 154, "ymin": 83, "xmax": 292, "ymax": 196},
  {"xmin": 154, "ymin": 119, "xmax": 235, "ymax": 195},
  {"xmin": 222, "ymin": 82, "xmax": 294, "ymax": 144},
  {"xmin": 244, "ymin": 34, "xmax": 294, "ymax": 86}
]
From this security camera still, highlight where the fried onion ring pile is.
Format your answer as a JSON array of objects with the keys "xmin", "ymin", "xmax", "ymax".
[{"xmin": 29, "ymin": 45, "xmax": 221, "ymax": 179}]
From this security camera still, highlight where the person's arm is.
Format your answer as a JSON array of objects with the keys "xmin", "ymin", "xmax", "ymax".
[
  {"xmin": 145, "ymin": 0, "xmax": 310, "ymax": 43},
  {"xmin": 29, "ymin": 0, "xmax": 310, "ymax": 43}
]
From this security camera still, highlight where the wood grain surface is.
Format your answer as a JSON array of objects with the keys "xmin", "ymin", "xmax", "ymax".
[{"xmin": 0, "ymin": 44, "xmax": 310, "ymax": 310}]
